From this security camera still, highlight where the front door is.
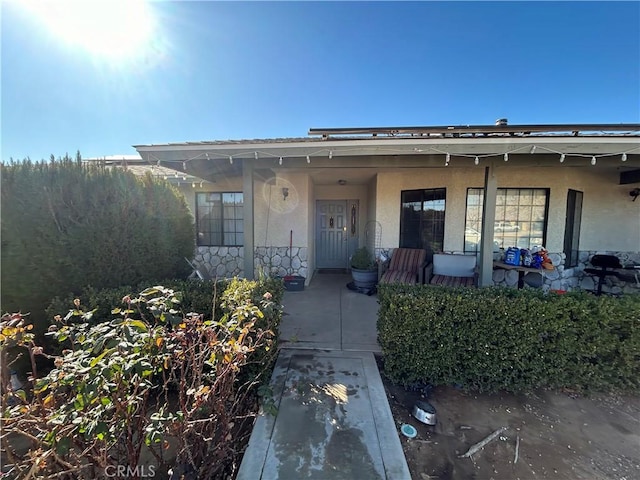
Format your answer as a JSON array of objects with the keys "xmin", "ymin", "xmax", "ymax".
[{"xmin": 316, "ymin": 200, "xmax": 350, "ymax": 269}]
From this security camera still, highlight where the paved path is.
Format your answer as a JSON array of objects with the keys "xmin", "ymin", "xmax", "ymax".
[
  {"xmin": 237, "ymin": 349, "xmax": 410, "ymax": 479},
  {"xmin": 237, "ymin": 274, "xmax": 409, "ymax": 478},
  {"xmin": 278, "ymin": 273, "xmax": 381, "ymax": 352}
]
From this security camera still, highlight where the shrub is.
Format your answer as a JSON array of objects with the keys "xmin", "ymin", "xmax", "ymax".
[
  {"xmin": 1, "ymin": 277, "xmax": 283, "ymax": 479},
  {"xmin": 46, "ymin": 276, "xmax": 284, "ymax": 338},
  {"xmin": 351, "ymin": 246, "xmax": 376, "ymax": 270},
  {"xmin": 378, "ymin": 284, "xmax": 640, "ymax": 393},
  {"xmin": 1, "ymin": 155, "xmax": 195, "ymax": 338},
  {"xmin": 46, "ymin": 280, "xmax": 221, "ymax": 328}
]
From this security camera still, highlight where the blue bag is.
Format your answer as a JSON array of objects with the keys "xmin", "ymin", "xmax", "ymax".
[{"xmin": 504, "ymin": 247, "xmax": 521, "ymax": 266}]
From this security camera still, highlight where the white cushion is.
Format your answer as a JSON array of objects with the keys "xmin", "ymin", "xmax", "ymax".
[{"xmin": 432, "ymin": 254, "xmax": 476, "ymax": 278}]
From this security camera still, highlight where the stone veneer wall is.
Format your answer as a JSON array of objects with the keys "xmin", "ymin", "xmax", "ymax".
[
  {"xmin": 492, "ymin": 250, "xmax": 640, "ymax": 294},
  {"xmin": 380, "ymin": 247, "xmax": 640, "ymax": 294},
  {"xmin": 574, "ymin": 251, "xmax": 640, "ymax": 295},
  {"xmin": 194, "ymin": 246, "xmax": 244, "ymax": 278},
  {"xmin": 255, "ymin": 246, "xmax": 308, "ymax": 279}
]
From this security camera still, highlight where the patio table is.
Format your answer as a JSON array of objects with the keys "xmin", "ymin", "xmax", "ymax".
[{"xmin": 493, "ymin": 261, "xmax": 545, "ymax": 289}]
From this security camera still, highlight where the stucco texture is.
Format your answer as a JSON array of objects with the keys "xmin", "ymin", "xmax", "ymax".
[{"xmin": 375, "ymin": 165, "xmax": 639, "ymax": 253}]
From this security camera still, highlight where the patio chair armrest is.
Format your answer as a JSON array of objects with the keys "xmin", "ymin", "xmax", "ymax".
[
  {"xmin": 423, "ymin": 262, "xmax": 434, "ymax": 284},
  {"xmin": 417, "ymin": 259, "xmax": 430, "ymax": 284},
  {"xmin": 378, "ymin": 258, "xmax": 391, "ymax": 281}
]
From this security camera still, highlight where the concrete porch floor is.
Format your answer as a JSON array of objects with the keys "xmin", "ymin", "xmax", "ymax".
[
  {"xmin": 278, "ymin": 273, "xmax": 381, "ymax": 352},
  {"xmin": 236, "ymin": 273, "xmax": 411, "ymax": 479}
]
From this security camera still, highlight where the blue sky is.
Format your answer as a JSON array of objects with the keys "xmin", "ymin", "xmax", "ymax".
[{"xmin": 2, "ymin": 1, "xmax": 639, "ymax": 161}]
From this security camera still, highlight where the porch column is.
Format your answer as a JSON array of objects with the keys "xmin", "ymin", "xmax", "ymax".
[
  {"xmin": 479, "ymin": 163, "xmax": 498, "ymax": 287},
  {"xmin": 242, "ymin": 160, "xmax": 255, "ymax": 280}
]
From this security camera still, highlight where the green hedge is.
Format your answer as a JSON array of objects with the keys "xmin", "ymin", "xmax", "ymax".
[
  {"xmin": 47, "ymin": 280, "xmax": 220, "ymax": 326},
  {"xmin": 378, "ymin": 284, "xmax": 640, "ymax": 393},
  {"xmin": 46, "ymin": 276, "xmax": 285, "ymax": 377},
  {"xmin": 1, "ymin": 156, "xmax": 195, "ymax": 335},
  {"xmin": 47, "ymin": 277, "xmax": 284, "ymax": 327}
]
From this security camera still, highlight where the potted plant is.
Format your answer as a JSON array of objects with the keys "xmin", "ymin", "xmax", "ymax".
[{"xmin": 350, "ymin": 246, "xmax": 378, "ymax": 289}]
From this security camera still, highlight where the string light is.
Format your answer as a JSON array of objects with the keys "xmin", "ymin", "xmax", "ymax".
[
  {"xmin": 145, "ymin": 144, "xmax": 637, "ymax": 175},
  {"xmin": 192, "ymin": 182, "xmax": 196, "ymax": 188},
  {"xmin": 182, "ymin": 176, "xmax": 187, "ymax": 180}
]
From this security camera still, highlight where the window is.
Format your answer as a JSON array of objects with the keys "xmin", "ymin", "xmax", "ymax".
[
  {"xmin": 563, "ymin": 189, "xmax": 583, "ymax": 267},
  {"xmin": 196, "ymin": 192, "xmax": 243, "ymax": 246},
  {"xmin": 464, "ymin": 188, "xmax": 549, "ymax": 253},
  {"xmin": 400, "ymin": 188, "xmax": 446, "ymax": 254}
]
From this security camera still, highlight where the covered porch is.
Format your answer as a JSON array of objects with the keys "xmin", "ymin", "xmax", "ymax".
[{"xmin": 133, "ymin": 123, "xmax": 640, "ymax": 294}]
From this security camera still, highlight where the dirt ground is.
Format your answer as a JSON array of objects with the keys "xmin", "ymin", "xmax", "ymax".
[{"xmin": 382, "ymin": 378, "xmax": 640, "ymax": 480}]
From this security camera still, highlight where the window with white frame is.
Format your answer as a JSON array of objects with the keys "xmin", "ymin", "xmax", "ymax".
[
  {"xmin": 196, "ymin": 192, "xmax": 243, "ymax": 246},
  {"xmin": 464, "ymin": 188, "xmax": 549, "ymax": 253}
]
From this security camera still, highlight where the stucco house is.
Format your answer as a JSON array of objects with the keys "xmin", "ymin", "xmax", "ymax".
[{"xmin": 126, "ymin": 122, "xmax": 639, "ymax": 294}]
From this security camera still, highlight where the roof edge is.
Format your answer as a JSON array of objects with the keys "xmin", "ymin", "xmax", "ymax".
[{"xmin": 308, "ymin": 123, "xmax": 640, "ymax": 138}]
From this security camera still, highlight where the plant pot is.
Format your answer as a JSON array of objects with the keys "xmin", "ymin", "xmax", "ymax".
[
  {"xmin": 282, "ymin": 275, "xmax": 305, "ymax": 291},
  {"xmin": 351, "ymin": 268, "xmax": 378, "ymax": 289}
]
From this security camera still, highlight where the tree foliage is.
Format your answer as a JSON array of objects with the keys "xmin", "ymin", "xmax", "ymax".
[{"xmin": 1, "ymin": 155, "xmax": 195, "ymax": 335}]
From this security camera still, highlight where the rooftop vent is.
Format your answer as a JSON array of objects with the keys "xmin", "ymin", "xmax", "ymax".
[{"xmin": 495, "ymin": 118, "xmax": 508, "ymax": 126}]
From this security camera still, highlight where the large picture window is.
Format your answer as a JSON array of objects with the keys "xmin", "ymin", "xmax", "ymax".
[
  {"xmin": 196, "ymin": 192, "xmax": 243, "ymax": 246},
  {"xmin": 400, "ymin": 188, "xmax": 446, "ymax": 254},
  {"xmin": 464, "ymin": 188, "xmax": 549, "ymax": 253}
]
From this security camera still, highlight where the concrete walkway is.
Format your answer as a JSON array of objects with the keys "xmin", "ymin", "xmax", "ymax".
[
  {"xmin": 278, "ymin": 273, "xmax": 381, "ymax": 352},
  {"xmin": 237, "ymin": 274, "xmax": 410, "ymax": 479}
]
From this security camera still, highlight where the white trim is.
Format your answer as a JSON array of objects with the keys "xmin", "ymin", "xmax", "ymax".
[{"xmin": 135, "ymin": 136, "xmax": 640, "ymax": 159}]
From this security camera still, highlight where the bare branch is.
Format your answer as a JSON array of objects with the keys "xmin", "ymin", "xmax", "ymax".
[{"xmin": 458, "ymin": 426, "xmax": 509, "ymax": 459}]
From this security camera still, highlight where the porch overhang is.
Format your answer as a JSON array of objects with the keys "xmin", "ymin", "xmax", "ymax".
[
  {"xmin": 134, "ymin": 133, "xmax": 640, "ymax": 185},
  {"xmin": 134, "ymin": 134, "xmax": 640, "ymax": 161},
  {"xmin": 132, "ymin": 123, "xmax": 640, "ymax": 284}
]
